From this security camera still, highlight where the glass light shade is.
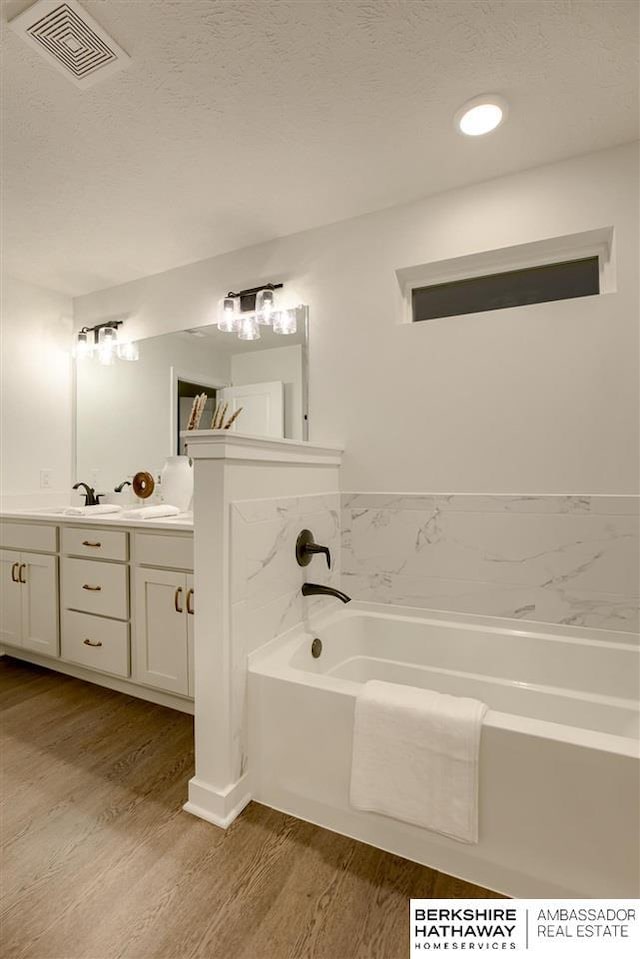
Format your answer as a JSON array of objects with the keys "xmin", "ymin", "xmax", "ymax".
[
  {"xmin": 98, "ymin": 325, "xmax": 118, "ymax": 365},
  {"xmin": 74, "ymin": 330, "xmax": 93, "ymax": 358},
  {"xmin": 256, "ymin": 288, "xmax": 276, "ymax": 326},
  {"xmin": 237, "ymin": 314, "xmax": 260, "ymax": 341},
  {"xmin": 272, "ymin": 308, "xmax": 297, "ymax": 335},
  {"xmin": 218, "ymin": 296, "xmax": 239, "ymax": 332},
  {"xmin": 118, "ymin": 339, "xmax": 140, "ymax": 361}
]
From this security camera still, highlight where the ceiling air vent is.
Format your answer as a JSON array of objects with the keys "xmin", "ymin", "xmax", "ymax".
[{"xmin": 9, "ymin": 0, "xmax": 130, "ymax": 89}]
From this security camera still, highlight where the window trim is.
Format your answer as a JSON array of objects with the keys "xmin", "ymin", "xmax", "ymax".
[{"xmin": 396, "ymin": 227, "xmax": 615, "ymax": 326}]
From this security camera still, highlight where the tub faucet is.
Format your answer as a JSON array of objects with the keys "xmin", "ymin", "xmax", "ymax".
[{"xmin": 302, "ymin": 583, "xmax": 351, "ymax": 604}]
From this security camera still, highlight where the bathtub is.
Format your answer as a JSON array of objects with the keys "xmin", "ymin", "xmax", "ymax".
[{"xmin": 248, "ymin": 602, "xmax": 639, "ymax": 898}]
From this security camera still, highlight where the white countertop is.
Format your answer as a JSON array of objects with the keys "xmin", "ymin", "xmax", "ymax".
[{"xmin": 0, "ymin": 508, "xmax": 194, "ymax": 532}]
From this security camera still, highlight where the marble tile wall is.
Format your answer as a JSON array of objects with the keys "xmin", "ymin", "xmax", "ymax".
[
  {"xmin": 341, "ymin": 494, "xmax": 639, "ymax": 633},
  {"xmin": 230, "ymin": 492, "xmax": 341, "ymax": 778}
]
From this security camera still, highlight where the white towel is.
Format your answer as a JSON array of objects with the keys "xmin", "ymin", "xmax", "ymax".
[
  {"xmin": 350, "ymin": 681, "xmax": 487, "ymax": 844},
  {"xmin": 122, "ymin": 505, "xmax": 181, "ymax": 520},
  {"xmin": 64, "ymin": 504, "xmax": 122, "ymax": 516}
]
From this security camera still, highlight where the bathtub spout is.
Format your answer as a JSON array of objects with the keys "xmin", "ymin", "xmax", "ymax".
[{"xmin": 302, "ymin": 583, "xmax": 352, "ymax": 604}]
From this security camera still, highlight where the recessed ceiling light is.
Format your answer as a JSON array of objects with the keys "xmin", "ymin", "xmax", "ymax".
[{"xmin": 455, "ymin": 95, "xmax": 508, "ymax": 136}]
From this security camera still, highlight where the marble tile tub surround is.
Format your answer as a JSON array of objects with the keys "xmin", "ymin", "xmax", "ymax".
[
  {"xmin": 230, "ymin": 492, "xmax": 341, "ymax": 780},
  {"xmin": 231, "ymin": 493, "xmax": 342, "ymax": 655},
  {"xmin": 341, "ymin": 494, "xmax": 639, "ymax": 633}
]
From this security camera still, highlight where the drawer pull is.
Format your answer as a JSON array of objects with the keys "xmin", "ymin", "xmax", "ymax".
[
  {"xmin": 82, "ymin": 540, "xmax": 102, "ymax": 548},
  {"xmin": 83, "ymin": 638, "xmax": 103, "ymax": 647},
  {"xmin": 82, "ymin": 584, "xmax": 102, "ymax": 591},
  {"xmin": 18, "ymin": 563, "xmax": 26, "ymax": 584},
  {"xmin": 174, "ymin": 586, "xmax": 183, "ymax": 613},
  {"xmin": 186, "ymin": 588, "xmax": 194, "ymax": 615},
  {"xmin": 11, "ymin": 562, "xmax": 19, "ymax": 583}
]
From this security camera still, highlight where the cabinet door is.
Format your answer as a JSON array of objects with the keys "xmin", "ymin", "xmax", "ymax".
[
  {"xmin": 0, "ymin": 549, "xmax": 22, "ymax": 648},
  {"xmin": 134, "ymin": 568, "xmax": 188, "ymax": 695},
  {"xmin": 21, "ymin": 553, "xmax": 59, "ymax": 657},
  {"xmin": 186, "ymin": 574, "xmax": 194, "ymax": 697}
]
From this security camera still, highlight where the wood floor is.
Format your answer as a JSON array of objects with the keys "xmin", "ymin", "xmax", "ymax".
[{"xmin": 1, "ymin": 657, "xmax": 501, "ymax": 959}]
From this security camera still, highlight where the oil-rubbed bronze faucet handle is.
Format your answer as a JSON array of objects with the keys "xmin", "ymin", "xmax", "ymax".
[{"xmin": 295, "ymin": 529, "xmax": 331, "ymax": 569}]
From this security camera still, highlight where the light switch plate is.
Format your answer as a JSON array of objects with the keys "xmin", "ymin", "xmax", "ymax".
[{"xmin": 40, "ymin": 469, "xmax": 53, "ymax": 488}]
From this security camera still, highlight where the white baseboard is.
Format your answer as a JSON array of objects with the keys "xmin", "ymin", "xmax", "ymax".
[{"xmin": 183, "ymin": 775, "xmax": 251, "ymax": 829}]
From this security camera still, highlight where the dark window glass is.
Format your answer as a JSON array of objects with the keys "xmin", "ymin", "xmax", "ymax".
[{"xmin": 412, "ymin": 256, "xmax": 600, "ymax": 322}]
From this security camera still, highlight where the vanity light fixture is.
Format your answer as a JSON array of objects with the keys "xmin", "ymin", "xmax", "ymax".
[
  {"xmin": 73, "ymin": 319, "xmax": 139, "ymax": 363},
  {"xmin": 272, "ymin": 308, "xmax": 297, "ymax": 335},
  {"xmin": 217, "ymin": 295, "xmax": 239, "ymax": 332},
  {"xmin": 256, "ymin": 287, "xmax": 276, "ymax": 326},
  {"xmin": 455, "ymin": 95, "xmax": 508, "ymax": 136},
  {"xmin": 217, "ymin": 282, "xmax": 303, "ymax": 340}
]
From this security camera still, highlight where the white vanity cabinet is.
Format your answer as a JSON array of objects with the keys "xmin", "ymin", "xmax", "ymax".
[
  {"xmin": 133, "ymin": 533, "xmax": 194, "ymax": 697},
  {"xmin": 0, "ymin": 516, "xmax": 194, "ymax": 712},
  {"xmin": 0, "ymin": 524, "xmax": 59, "ymax": 657}
]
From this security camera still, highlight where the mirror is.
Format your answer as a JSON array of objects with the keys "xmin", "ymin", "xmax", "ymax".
[{"xmin": 75, "ymin": 313, "xmax": 308, "ymax": 493}]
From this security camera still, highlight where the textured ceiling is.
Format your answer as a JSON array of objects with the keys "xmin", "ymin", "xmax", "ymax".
[{"xmin": 1, "ymin": 0, "xmax": 638, "ymax": 295}]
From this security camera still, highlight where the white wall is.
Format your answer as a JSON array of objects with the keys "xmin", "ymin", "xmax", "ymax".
[
  {"xmin": 74, "ymin": 143, "xmax": 639, "ymax": 494},
  {"xmin": 0, "ymin": 275, "xmax": 73, "ymax": 505},
  {"xmin": 230, "ymin": 344, "xmax": 304, "ymax": 441},
  {"xmin": 77, "ymin": 332, "xmax": 230, "ymax": 493}
]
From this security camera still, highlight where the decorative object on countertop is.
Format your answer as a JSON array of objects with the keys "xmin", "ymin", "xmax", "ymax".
[
  {"xmin": 160, "ymin": 456, "xmax": 193, "ymax": 512},
  {"xmin": 187, "ymin": 392, "xmax": 208, "ymax": 430},
  {"xmin": 210, "ymin": 400, "xmax": 228, "ymax": 429},
  {"xmin": 122, "ymin": 505, "xmax": 182, "ymax": 520},
  {"xmin": 209, "ymin": 401, "xmax": 243, "ymax": 430},
  {"xmin": 223, "ymin": 406, "xmax": 243, "ymax": 430},
  {"xmin": 132, "ymin": 471, "xmax": 155, "ymax": 499}
]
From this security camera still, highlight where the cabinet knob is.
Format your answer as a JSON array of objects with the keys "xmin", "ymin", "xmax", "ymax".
[
  {"xmin": 83, "ymin": 638, "xmax": 103, "ymax": 647},
  {"xmin": 11, "ymin": 562, "xmax": 19, "ymax": 583},
  {"xmin": 186, "ymin": 588, "xmax": 194, "ymax": 615},
  {"xmin": 18, "ymin": 563, "xmax": 26, "ymax": 584},
  {"xmin": 82, "ymin": 540, "xmax": 102, "ymax": 548},
  {"xmin": 82, "ymin": 584, "xmax": 102, "ymax": 591},
  {"xmin": 174, "ymin": 586, "xmax": 184, "ymax": 613}
]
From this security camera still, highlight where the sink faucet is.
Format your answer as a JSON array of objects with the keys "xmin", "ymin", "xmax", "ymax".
[
  {"xmin": 114, "ymin": 480, "xmax": 132, "ymax": 493},
  {"xmin": 72, "ymin": 482, "xmax": 101, "ymax": 506},
  {"xmin": 301, "ymin": 583, "xmax": 351, "ymax": 604}
]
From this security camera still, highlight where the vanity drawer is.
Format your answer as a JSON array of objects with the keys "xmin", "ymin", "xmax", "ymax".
[
  {"xmin": 0, "ymin": 522, "xmax": 57, "ymax": 553},
  {"xmin": 62, "ymin": 610, "xmax": 129, "ymax": 677},
  {"xmin": 62, "ymin": 558, "xmax": 129, "ymax": 620},
  {"xmin": 62, "ymin": 527, "xmax": 128, "ymax": 562},
  {"xmin": 134, "ymin": 533, "xmax": 193, "ymax": 570}
]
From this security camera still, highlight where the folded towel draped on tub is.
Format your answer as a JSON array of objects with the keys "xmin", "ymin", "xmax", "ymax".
[
  {"xmin": 64, "ymin": 504, "xmax": 122, "ymax": 516},
  {"xmin": 349, "ymin": 680, "xmax": 487, "ymax": 844}
]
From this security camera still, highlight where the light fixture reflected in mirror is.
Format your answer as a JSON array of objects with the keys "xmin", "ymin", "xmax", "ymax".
[
  {"xmin": 217, "ymin": 296, "xmax": 239, "ymax": 332},
  {"xmin": 74, "ymin": 319, "xmax": 138, "ymax": 364},
  {"xmin": 256, "ymin": 287, "xmax": 276, "ymax": 326},
  {"xmin": 118, "ymin": 339, "xmax": 140, "ymax": 361},
  {"xmin": 74, "ymin": 329, "xmax": 93, "ymax": 358},
  {"xmin": 272, "ymin": 308, "xmax": 297, "ymax": 335},
  {"xmin": 237, "ymin": 314, "xmax": 260, "ymax": 341},
  {"xmin": 98, "ymin": 325, "xmax": 118, "ymax": 365}
]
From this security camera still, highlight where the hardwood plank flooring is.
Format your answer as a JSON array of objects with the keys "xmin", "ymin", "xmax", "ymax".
[{"xmin": 1, "ymin": 657, "xmax": 502, "ymax": 959}]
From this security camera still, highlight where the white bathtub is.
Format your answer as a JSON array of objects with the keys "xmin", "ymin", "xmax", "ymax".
[{"xmin": 248, "ymin": 602, "xmax": 639, "ymax": 898}]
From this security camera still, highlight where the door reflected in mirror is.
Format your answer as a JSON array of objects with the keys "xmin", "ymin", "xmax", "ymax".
[{"xmin": 75, "ymin": 313, "xmax": 308, "ymax": 493}]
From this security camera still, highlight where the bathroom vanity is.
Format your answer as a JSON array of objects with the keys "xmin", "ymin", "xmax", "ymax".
[{"xmin": 0, "ymin": 512, "xmax": 195, "ymax": 713}]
